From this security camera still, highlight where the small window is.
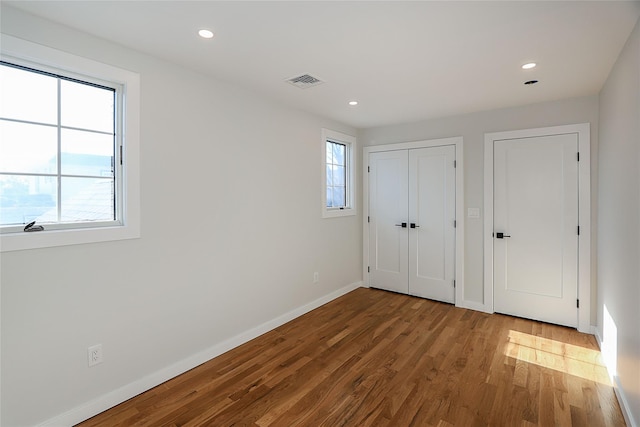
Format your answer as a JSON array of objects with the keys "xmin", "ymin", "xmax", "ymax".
[
  {"xmin": 0, "ymin": 35, "xmax": 140, "ymax": 252},
  {"xmin": 322, "ymin": 129, "xmax": 355, "ymax": 218},
  {"xmin": 326, "ymin": 140, "xmax": 347, "ymax": 208},
  {"xmin": 0, "ymin": 62, "xmax": 118, "ymax": 229}
]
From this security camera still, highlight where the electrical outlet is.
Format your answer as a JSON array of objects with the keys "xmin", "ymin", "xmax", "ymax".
[
  {"xmin": 313, "ymin": 272, "xmax": 319, "ymax": 283},
  {"xmin": 88, "ymin": 344, "xmax": 103, "ymax": 367}
]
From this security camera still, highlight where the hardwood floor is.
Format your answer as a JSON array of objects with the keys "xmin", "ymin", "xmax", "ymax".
[{"xmin": 77, "ymin": 288, "xmax": 625, "ymax": 426}]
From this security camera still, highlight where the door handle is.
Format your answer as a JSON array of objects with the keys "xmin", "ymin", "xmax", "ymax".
[
  {"xmin": 495, "ymin": 232, "xmax": 511, "ymax": 239},
  {"xmin": 395, "ymin": 222, "xmax": 407, "ymax": 228},
  {"xmin": 410, "ymin": 223, "xmax": 420, "ymax": 229}
]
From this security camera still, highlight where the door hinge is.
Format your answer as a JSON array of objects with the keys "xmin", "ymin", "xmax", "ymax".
[
  {"xmin": 453, "ymin": 280, "xmax": 456, "ymax": 288},
  {"xmin": 368, "ymin": 216, "xmax": 370, "ymax": 223},
  {"xmin": 577, "ymin": 225, "xmax": 580, "ymax": 235},
  {"xmin": 454, "ymin": 160, "xmax": 457, "ymax": 168},
  {"xmin": 368, "ymin": 166, "xmax": 370, "ymax": 173},
  {"xmin": 454, "ymin": 220, "xmax": 457, "ymax": 228},
  {"xmin": 577, "ymin": 152, "xmax": 580, "ymax": 162},
  {"xmin": 119, "ymin": 145, "xmax": 123, "ymax": 165},
  {"xmin": 368, "ymin": 266, "xmax": 370, "ymax": 273},
  {"xmin": 577, "ymin": 299, "xmax": 580, "ymax": 308}
]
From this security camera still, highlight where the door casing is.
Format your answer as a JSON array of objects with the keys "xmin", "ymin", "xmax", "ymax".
[
  {"xmin": 363, "ymin": 136, "xmax": 465, "ymax": 307},
  {"xmin": 484, "ymin": 124, "xmax": 591, "ymax": 333}
]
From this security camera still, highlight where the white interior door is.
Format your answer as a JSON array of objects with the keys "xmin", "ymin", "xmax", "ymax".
[
  {"xmin": 408, "ymin": 146, "xmax": 456, "ymax": 302},
  {"xmin": 493, "ymin": 134, "xmax": 579, "ymax": 327},
  {"xmin": 368, "ymin": 150, "xmax": 409, "ymax": 294}
]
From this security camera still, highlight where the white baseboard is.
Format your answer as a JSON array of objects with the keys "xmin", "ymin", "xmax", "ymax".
[
  {"xmin": 594, "ymin": 328, "xmax": 637, "ymax": 427},
  {"xmin": 39, "ymin": 281, "xmax": 363, "ymax": 427},
  {"xmin": 613, "ymin": 375, "xmax": 637, "ymax": 427}
]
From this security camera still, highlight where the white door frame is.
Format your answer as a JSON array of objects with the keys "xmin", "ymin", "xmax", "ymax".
[
  {"xmin": 484, "ymin": 124, "xmax": 591, "ymax": 333},
  {"xmin": 363, "ymin": 136, "xmax": 464, "ymax": 306}
]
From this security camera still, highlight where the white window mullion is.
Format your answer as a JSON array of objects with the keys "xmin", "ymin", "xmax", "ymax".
[{"xmin": 56, "ymin": 76, "xmax": 62, "ymax": 223}]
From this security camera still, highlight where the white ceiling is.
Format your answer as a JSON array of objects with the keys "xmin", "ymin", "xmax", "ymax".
[{"xmin": 5, "ymin": 1, "xmax": 640, "ymax": 129}]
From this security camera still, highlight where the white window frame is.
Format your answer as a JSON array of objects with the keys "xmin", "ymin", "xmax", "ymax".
[
  {"xmin": 0, "ymin": 35, "xmax": 140, "ymax": 252},
  {"xmin": 0, "ymin": 62, "xmax": 121, "ymax": 232},
  {"xmin": 322, "ymin": 128, "xmax": 356, "ymax": 218}
]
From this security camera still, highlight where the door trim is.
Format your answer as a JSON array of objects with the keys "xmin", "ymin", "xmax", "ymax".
[
  {"xmin": 363, "ymin": 136, "xmax": 464, "ymax": 307},
  {"xmin": 484, "ymin": 124, "xmax": 591, "ymax": 333}
]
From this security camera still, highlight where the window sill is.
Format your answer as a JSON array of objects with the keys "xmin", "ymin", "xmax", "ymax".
[
  {"xmin": 322, "ymin": 207, "xmax": 356, "ymax": 219},
  {"xmin": 0, "ymin": 223, "xmax": 140, "ymax": 252}
]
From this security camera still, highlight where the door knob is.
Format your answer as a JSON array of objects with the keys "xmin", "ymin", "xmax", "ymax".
[
  {"xmin": 410, "ymin": 223, "xmax": 420, "ymax": 228},
  {"xmin": 495, "ymin": 232, "xmax": 511, "ymax": 239},
  {"xmin": 395, "ymin": 222, "xmax": 407, "ymax": 228}
]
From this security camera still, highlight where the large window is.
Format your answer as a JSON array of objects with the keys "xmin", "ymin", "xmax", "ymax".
[
  {"xmin": 0, "ymin": 62, "xmax": 118, "ymax": 229},
  {"xmin": 0, "ymin": 35, "xmax": 140, "ymax": 252},
  {"xmin": 322, "ymin": 129, "xmax": 355, "ymax": 218}
]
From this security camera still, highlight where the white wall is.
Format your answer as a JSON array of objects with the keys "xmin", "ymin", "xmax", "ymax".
[
  {"xmin": 597, "ymin": 18, "xmax": 640, "ymax": 425},
  {"xmin": 359, "ymin": 97, "xmax": 599, "ymax": 313},
  {"xmin": 0, "ymin": 7, "xmax": 361, "ymax": 426}
]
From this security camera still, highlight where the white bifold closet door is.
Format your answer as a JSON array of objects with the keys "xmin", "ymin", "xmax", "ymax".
[{"xmin": 369, "ymin": 145, "xmax": 456, "ymax": 303}]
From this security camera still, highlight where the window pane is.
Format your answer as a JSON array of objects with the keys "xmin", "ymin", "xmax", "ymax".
[
  {"xmin": 332, "ymin": 142, "xmax": 345, "ymax": 166},
  {"xmin": 326, "ymin": 164, "xmax": 333, "ymax": 187},
  {"xmin": 61, "ymin": 80, "xmax": 114, "ymax": 133},
  {"xmin": 61, "ymin": 129, "xmax": 114, "ymax": 177},
  {"xmin": 0, "ymin": 120, "xmax": 58, "ymax": 174},
  {"xmin": 326, "ymin": 187, "xmax": 334, "ymax": 208},
  {"xmin": 0, "ymin": 175, "xmax": 57, "ymax": 225},
  {"xmin": 332, "ymin": 186, "xmax": 346, "ymax": 208},
  {"xmin": 326, "ymin": 141, "xmax": 334, "ymax": 164},
  {"xmin": 60, "ymin": 177, "xmax": 114, "ymax": 222},
  {"xmin": 333, "ymin": 165, "xmax": 346, "ymax": 187},
  {"xmin": 0, "ymin": 64, "xmax": 58, "ymax": 125}
]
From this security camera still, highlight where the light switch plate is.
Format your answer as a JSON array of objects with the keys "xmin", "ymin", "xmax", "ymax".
[{"xmin": 467, "ymin": 208, "xmax": 480, "ymax": 219}]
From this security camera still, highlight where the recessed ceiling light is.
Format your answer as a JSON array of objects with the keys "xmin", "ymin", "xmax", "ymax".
[
  {"xmin": 348, "ymin": 101, "xmax": 358, "ymax": 106},
  {"xmin": 522, "ymin": 62, "xmax": 537, "ymax": 70},
  {"xmin": 198, "ymin": 29, "xmax": 214, "ymax": 39},
  {"xmin": 524, "ymin": 80, "xmax": 539, "ymax": 85}
]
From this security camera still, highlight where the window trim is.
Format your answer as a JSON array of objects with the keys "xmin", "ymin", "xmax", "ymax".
[
  {"xmin": 322, "ymin": 128, "xmax": 356, "ymax": 218},
  {"xmin": 0, "ymin": 35, "xmax": 140, "ymax": 252}
]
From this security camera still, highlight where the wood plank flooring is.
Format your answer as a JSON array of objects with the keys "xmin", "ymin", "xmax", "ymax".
[{"xmin": 77, "ymin": 288, "xmax": 625, "ymax": 426}]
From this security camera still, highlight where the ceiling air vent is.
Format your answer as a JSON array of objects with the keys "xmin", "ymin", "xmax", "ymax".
[{"xmin": 286, "ymin": 73, "xmax": 324, "ymax": 89}]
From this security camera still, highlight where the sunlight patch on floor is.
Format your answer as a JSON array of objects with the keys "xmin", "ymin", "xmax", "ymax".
[{"xmin": 504, "ymin": 329, "xmax": 611, "ymax": 385}]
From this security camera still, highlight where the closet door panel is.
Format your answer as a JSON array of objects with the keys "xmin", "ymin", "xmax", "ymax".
[
  {"xmin": 368, "ymin": 150, "xmax": 409, "ymax": 294},
  {"xmin": 408, "ymin": 146, "xmax": 456, "ymax": 303}
]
